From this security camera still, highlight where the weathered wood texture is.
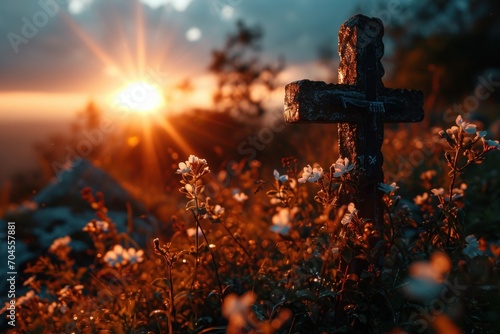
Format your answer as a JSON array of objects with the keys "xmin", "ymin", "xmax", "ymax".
[{"xmin": 283, "ymin": 14, "xmax": 424, "ymax": 229}]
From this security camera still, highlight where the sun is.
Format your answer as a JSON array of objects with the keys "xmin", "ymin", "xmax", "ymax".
[{"xmin": 115, "ymin": 81, "xmax": 165, "ymax": 114}]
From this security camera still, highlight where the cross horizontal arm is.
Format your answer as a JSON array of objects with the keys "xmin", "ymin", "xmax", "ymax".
[{"xmin": 284, "ymin": 80, "xmax": 424, "ymax": 124}]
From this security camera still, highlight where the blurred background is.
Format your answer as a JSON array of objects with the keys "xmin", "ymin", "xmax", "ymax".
[
  {"xmin": 1, "ymin": 2, "xmax": 500, "ymax": 331},
  {"xmin": 0, "ymin": 0, "xmax": 499, "ymax": 212}
]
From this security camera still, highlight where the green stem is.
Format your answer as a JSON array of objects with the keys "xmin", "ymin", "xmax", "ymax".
[
  {"xmin": 328, "ymin": 165, "xmax": 334, "ymax": 200},
  {"xmin": 191, "ymin": 211, "xmax": 224, "ymax": 298},
  {"xmin": 190, "ymin": 214, "xmax": 199, "ymax": 290},
  {"xmin": 189, "ymin": 180, "xmax": 201, "ymax": 290},
  {"xmin": 220, "ymin": 221, "xmax": 254, "ymax": 266},
  {"xmin": 334, "ymin": 260, "xmax": 349, "ymax": 328},
  {"xmin": 456, "ymin": 151, "xmax": 486, "ymax": 174},
  {"xmin": 447, "ymin": 145, "xmax": 461, "ymax": 209},
  {"xmin": 445, "ymin": 130, "xmax": 464, "ymax": 245},
  {"xmin": 168, "ymin": 261, "xmax": 176, "ymax": 323}
]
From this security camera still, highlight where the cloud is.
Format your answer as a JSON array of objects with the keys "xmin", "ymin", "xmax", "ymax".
[
  {"xmin": 0, "ymin": 0, "xmax": 102, "ymax": 92},
  {"xmin": 0, "ymin": 0, "xmax": 359, "ymax": 94},
  {"xmin": 141, "ymin": 0, "xmax": 193, "ymax": 11},
  {"xmin": 232, "ymin": 0, "xmax": 355, "ymax": 62}
]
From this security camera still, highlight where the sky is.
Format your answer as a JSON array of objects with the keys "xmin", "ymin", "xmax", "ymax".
[
  {"xmin": 0, "ymin": 0, "xmax": 422, "ymax": 183},
  {"xmin": 0, "ymin": 0, "xmax": 496, "ymax": 189},
  {"xmin": 0, "ymin": 0, "xmax": 394, "ymax": 121}
]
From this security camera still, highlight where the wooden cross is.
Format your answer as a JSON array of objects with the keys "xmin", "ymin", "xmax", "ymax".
[{"xmin": 284, "ymin": 14, "xmax": 424, "ymax": 228}]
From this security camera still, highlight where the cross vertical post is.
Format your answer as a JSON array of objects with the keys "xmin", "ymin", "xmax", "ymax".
[
  {"xmin": 337, "ymin": 15, "xmax": 386, "ymax": 229},
  {"xmin": 284, "ymin": 14, "xmax": 424, "ymax": 230}
]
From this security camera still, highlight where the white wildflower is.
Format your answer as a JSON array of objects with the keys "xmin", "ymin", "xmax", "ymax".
[
  {"xmin": 378, "ymin": 182, "xmax": 399, "ymax": 194},
  {"xmin": 233, "ymin": 192, "xmax": 249, "ymax": 203},
  {"xmin": 456, "ymin": 115, "xmax": 477, "ymax": 134},
  {"xmin": 341, "ymin": 203, "xmax": 358, "ymax": 225},
  {"xmin": 273, "ymin": 169, "xmax": 288, "ymax": 182},
  {"xmin": 48, "ymin": 236, "xmax": 71, "ymax": 253},
  {"xmin": 463, "ymin": 235, "xmax": 482, "ymax": 258},
  {"xmin": 333, "ymin": 157, "xmax": 354, "ymax": 177},
  {"xmin": 298, "ymin": 165, "xmax": 323, "ymax": 183}
]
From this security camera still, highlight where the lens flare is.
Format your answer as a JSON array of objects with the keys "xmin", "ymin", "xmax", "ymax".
[{"xmin": 115, "ymin": 81, "xmax": 164, "ymax": 114}]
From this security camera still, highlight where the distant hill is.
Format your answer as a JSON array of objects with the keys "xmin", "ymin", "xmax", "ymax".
[{"xmin": 0, "ymin": 119, "xmax": 71, "ymax": 183}]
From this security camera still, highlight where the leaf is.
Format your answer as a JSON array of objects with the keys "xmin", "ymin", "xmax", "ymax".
[
  {"xmin": 197, "ymin": 326, "xmax": 227, "ymax": 334},
  {"xmin": 360, "ymin": 271, "xmax": 372, "ymax": 279},
  {"xmin": 205, "ymin": 290, "xmax": 221, "ymax": 309},
  {"xmin": 346, "ymin": 274, "xmax": 359, "ymax": 282},
  {"xmin": 189, "ymin": 250, "xmax": 198, "ymax": 257},
  {"xmin": 275, "ymin": 241, "xmax": 289, "ymax": 254},
  {"xmin": 341, "ymin": 247, "xmax": 353, "ymax": 263},
  {"xmin": 394, "ymin": 238, "xmax": 406, "ymax": 250},
  {"xmin": 355, "ymin": 254, "xmax": 367, "ymax": 261},
  {"xmin": 296, "ymin": 289, "xmax": 316, "ymax": 301},
  {"xmin": 478, "ymin": 285, "xmax": 498, "ymax": 291},
  {"xmin": 303, "ymin": 258, "xmax": 322, "ymax": 275},
  {"xmin": 456, "ymin": 208, "xmax": 466, "ymax": 225},
  {"xmin": 185, "ymin": 199, "xmax": 196, "ymax": 210},
  {"xmin": 343, "ymin": 304, "xmax": 355, "ymax": 312},
  {"xmin": 149, "ymin": 309, "xmax": 169, "ymax": 318},
  {"xmin": 174, "ymin": 291, "xmax": 193, "ymax": 303},
  {"xmin": 357, "ymin": 313, "xmax": 367, "ymax": 324},
  {"xmin": 76, "ymin": 267, "xmax": 87, "ymax": 279},
  {"xmin": 210, "ymin": 217, "xmax": 222, "ymax": 224},
  {"xmin": 151, "ymin": 278, "xmax": 171, "ymax": 291},
  {"xmin": 270, "ymin": 289, "xmax": 285, "ymax": 304},
  {"xmin": 252, "ymin": 303, "xmax": 268, "ymax": 320},
  {"xmin": 319, "ymin": 290, "xmax": 339, "ymax": 299}
]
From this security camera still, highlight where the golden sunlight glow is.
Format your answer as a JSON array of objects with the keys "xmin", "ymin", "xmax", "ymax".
[
  {"xmin": 127, "ymin": 135, "xmax": 140, "ymax": 147},
  {"xmin": 56, "ymin": 2, "xmax": 203, "ymax": 189},
  {"xmin": 115, "ymin": 81, "xmax": 165, "ymax": 114}
]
